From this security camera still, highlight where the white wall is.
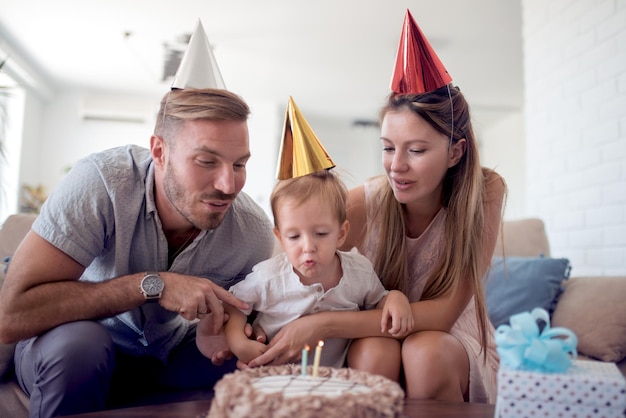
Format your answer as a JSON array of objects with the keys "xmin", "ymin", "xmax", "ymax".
[
  {"xmin": 308, "ymin": 115, "xmax": 382, "ymax": 190},
  {"xmin": 37, "ymin": 90, "xmax": 157, "ymax": 192},
  {"xmin": 17, "ymin": 89, "xmax": 45, "ymax": 190},
  {"xmin": 479, "ymin": 111, "xmax": 526, "ymax": 220},
  {"xmin": 0, "ymin": 86, "xmax": 25, "ymax": 221},
  {"xmin": 523, "ymin": 0, "xmax": 626, "ymax": 275},
  {"xmin": 242, "ymin": 100, "xmax": 282, "ymax": 217}
]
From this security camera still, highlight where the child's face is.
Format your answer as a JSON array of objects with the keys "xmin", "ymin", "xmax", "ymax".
[{"xmin": 274, "ymin": 194, "xmax": 349, "ymax": 284}]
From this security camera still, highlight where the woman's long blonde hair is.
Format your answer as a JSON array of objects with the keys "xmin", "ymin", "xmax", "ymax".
[{"xmin": 370, "ymin": 85, "xmax": 495, "ymax": 357}]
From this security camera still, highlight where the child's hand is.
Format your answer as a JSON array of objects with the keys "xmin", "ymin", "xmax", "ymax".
[{"xmin": 380, "ymin": 290, "xmax": 414, "ymax": 338}]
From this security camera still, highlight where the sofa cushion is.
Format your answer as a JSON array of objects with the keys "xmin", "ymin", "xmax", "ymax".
[
  {"xmin": 551, "ymin": 276, "xmax": 626, "ymax": 363},
  {"xmin": 485, "ymin": 256, "xmax": 571, "ymax": 328},
  {"xmin": 493, "ymin": 218, "xmax": 551, "ymax": 258},
  {"xmin": 0, "ymin": 379, "xmax": 29, "ymax": 417},
  {"xmin": 0, "ymin": 214, "xmax": 37, "ymax": 260},
  {"xmin": 0, "ymin": 214, "xmax": 36, "ymax": 379},
  {"xmin": 0, "ymin": 277, "xmax": 17, "ymax": 380},
  {"xmin": 0, "ymin": 278, "xmax": 15, "ymax": 380}
]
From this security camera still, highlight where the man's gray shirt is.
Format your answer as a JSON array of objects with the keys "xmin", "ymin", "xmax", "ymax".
[{"xmin": 32, "ymin": 145, "xmax": 274, "ymax": 361}]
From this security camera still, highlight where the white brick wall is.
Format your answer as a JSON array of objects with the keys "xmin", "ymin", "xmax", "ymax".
[{"xmin": 523, "ymin": 0, "xmax": 626, "ymax": 275}]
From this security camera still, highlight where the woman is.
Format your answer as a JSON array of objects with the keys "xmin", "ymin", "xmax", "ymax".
[
  {"xmin": 248, "ymin": 84, "xmax": 505, "ymax": 403},
  {"xmin": 343, "ymin": 85, "xmax": 505, "ymax": 403}
]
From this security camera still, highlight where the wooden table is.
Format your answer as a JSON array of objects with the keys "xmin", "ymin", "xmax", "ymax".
[{"xmin": 62, "ymin": 399, "xmax": 496, "ymax": 417}]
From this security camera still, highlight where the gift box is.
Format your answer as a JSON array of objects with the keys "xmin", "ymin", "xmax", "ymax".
[
  {"xmin": 495, "ymin": 359, "xmax": 626, "ymax": 418},
  {"xmin": 494, "ymin": 308, "xmax": 625, "ymax": 417}
]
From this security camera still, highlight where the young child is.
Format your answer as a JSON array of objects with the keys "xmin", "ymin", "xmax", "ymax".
[{"xmin": 217, "ymin": 170, "xmax": 414, "ymax": 367}]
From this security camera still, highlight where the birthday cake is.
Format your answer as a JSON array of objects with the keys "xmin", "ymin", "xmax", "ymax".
[{"xmin": 206, "ymin": 364, "xmax": 405, "ymax": 418}]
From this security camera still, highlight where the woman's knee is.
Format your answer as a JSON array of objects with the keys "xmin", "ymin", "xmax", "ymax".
[
  {"xmin": 401, "ymin": 331, "xmax": 468, "ymax": 401},
  {"xmin": 348, "ymin": 337, "xmax": 401, "ymax": 381}
]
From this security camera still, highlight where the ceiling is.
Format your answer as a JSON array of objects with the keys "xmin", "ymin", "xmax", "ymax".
[{"xmin": 0, "ymin": 0, "xmax": 523, "ymax": 124}]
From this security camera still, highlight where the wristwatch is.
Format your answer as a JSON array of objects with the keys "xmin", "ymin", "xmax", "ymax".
[{"xmin": 140, "ymin": 271, "xmax": 164, "ymax": 302}]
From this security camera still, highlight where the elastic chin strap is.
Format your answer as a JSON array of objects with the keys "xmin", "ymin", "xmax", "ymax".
[
  {"xmin": 161, "ymin": 91, "xmax": 171, "ymax": 131},
  {"xmin": 446, "ymin": 84, "xmax": 454, "ymax": 146}
]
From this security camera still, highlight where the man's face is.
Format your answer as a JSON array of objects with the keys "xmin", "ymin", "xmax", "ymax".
[{"xmin": 157, "ymin": 118, "xmax": 250, "ymax": 230}]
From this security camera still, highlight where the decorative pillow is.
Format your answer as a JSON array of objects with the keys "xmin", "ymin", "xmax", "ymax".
[
  {"xmin": 485, "ymin": 256, "xmax": 571, "ymax": 328},
  {"xmin": 552, "ymin": 276, "xmax": 626, "ymax": 363}
]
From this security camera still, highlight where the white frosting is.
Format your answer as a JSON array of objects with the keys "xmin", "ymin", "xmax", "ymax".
[
  {"xmin": 207, "ymin": 365, "xmax": 405, "ymax": 418},
  {"xmin": 251, "ymin": 375, "xmax": 373, "ymax": 398}
]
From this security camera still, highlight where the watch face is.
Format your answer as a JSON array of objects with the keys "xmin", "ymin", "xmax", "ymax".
[{"xmin": 142, "ymin": 275, "xmax": 164, "ymax": 296}]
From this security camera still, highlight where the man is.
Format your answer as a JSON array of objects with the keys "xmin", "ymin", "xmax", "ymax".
[{"xmin": 0, "ymin": 88, "xmax": 275, "ymax": 417}]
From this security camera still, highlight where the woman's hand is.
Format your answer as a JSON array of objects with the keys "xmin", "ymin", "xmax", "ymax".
[
  {"xmin": 231, "ymin": 339, "xmax": 268, "ymax": 365},
  {"xmin": 247, "ymin": 314, "xmax": 328, "ymax": 367}
]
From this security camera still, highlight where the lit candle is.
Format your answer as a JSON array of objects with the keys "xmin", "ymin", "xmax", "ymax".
[
  {"xmin": 301, "ymin": 345, "xmax": 310, "ymax": 376},
  {"xmin": 312, "ymin": 340, "xmax": 324, "ymax": 378}
]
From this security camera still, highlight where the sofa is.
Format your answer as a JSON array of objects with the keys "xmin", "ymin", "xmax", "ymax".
[
  {"xmin": 0, "ymin": 213, "xmax": 33, "ymax": 418},
  {"xmin": 487, "ymin": 218, "xmax": 626, "ymax": 375},
  {"xmin": 0, "ymin": 214, "xmax": 625, "ymax": 417}
]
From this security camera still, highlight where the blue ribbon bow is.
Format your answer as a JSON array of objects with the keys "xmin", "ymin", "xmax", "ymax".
[{"xmin": 495, "ymin": 307, "xmax": 578, "ymax": 373}]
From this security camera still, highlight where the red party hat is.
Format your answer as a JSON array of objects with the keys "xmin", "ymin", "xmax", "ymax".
[{"xmin": 390, "ymin": 9, "xmax": 452, "ymax": 94}]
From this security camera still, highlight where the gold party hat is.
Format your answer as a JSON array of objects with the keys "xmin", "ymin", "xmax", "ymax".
[
  {"xmin": 171, "ymin": 19, "xmax": 225, "ymax": 89},
  {"xmin": 276, "ymin": 97, "xmax": 335, "ymax": 180},
  {"xmin": 390, "ymin": 9, "xmax": 452, "ymax": 94}
]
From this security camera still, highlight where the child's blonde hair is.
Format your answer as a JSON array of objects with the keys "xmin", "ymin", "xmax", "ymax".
[{"xmin": 270, "ymin": 170, "xmax": 348, "ymax": 228}]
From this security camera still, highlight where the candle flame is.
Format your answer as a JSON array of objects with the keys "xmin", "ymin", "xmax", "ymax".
[
  {"xmin": 318, "ymin": 340, "xmax": 324, "ymax": 347},
  {"xmin": 305, "ymin": 344, "xmax": 310, "ymax": 351}
]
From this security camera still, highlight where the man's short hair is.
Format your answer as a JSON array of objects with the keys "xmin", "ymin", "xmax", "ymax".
[{"xmin": 154, "ymin": 88, "xmax": 250, "ymax": 142}]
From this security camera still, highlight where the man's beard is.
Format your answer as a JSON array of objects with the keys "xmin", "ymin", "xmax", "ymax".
[{"xmin": 163, "ymin": 164, "xmax": 234, "ymax": 230}]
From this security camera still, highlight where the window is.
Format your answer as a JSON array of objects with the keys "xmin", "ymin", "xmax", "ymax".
[{"xmin": 0, "ymin": 70, "xmax": 25, "ymax": 222}]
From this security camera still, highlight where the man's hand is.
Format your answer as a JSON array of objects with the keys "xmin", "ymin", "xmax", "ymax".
[
  {"xmin": 196, "ymin": 313, "xmax": 233, "ymax": 365},
  {"xmin": 250, "ymin": 320, "xmax": 267, "ymax": 344},
  {"xmin": 211, "ymin": 348, "xmax": 234, "ymax": 366},
  {"xmin": 197, "ymin": 314, "xmax": 264, "ymax": 366},
  {"xmin": 160, "ymin": 272, "xmax": 249, "ymax": 334}
]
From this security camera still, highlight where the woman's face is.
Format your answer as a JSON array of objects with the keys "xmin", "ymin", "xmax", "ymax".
[{"xmin": 380, "ymin": 108, "xmax": 464, "ymax": 208}]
